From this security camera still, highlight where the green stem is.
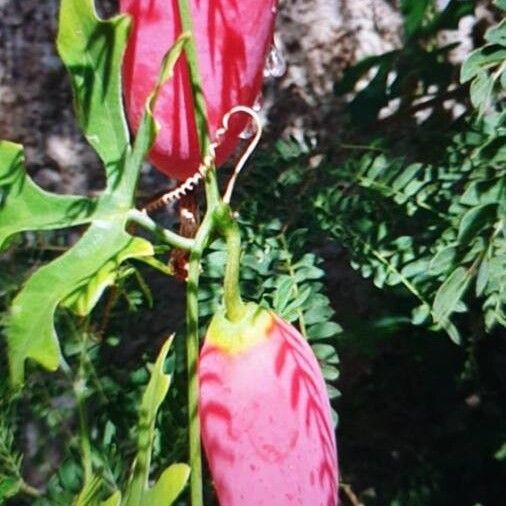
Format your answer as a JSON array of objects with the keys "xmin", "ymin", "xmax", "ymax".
[
  {"xmin": 203, "ymin": 158, "xmax": 221, "ymax": 210},
  {"xmin": 75, "ymin": 326, "xmax": 93, "ymax": 484},
  {"xmin": 128, "ymin": 208, "xmax": 195, "ymax": 251},
  {"xmin": 175, "ymin": 2, "xmax": 222, "ymax": 504},
  {"xmin": 185, "ymin": 213, "xmax": 214, "ymax": 506},
  {"xmin": 19, "ymin": 481, "xmax": 42, "ymax": 498},
  {"xmin": 215, "ymin": 206, "xmax": 246, "ymax": 322},
  {"xmin": 279, "ymin": 232, "xmax": 307, "ymax": 336},
  {"xmin": 185, "ymin": 253, "xmax": 203, "ymax": 506},
  {"xmin": 177, "ymin": 0, "xmax": 211, "ymax": 160},
  {"xmin": 60, "ymin": 314, "xmax": 94, "ymax": 484},
  {"xmin": 75, "ymin": 385, "xmax": 92, "ymax": 484},
  {"xmin": 182, "ymin": 171, "xmax": 223, "ymax": 506}
]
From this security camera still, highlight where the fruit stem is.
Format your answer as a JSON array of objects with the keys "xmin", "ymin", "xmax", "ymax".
[{"xmin": 215, "ymin": 205, "xmax": 247, "ymax": 322}]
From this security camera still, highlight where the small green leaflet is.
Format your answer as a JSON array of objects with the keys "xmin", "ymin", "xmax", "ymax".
[
  {"xmin": 401, "ymin": 0, "xmax": 431, "ymax": 37},
  {"xmin": 141, "ymin": 465, "xmax": 191, "ymax": 506},
  {"xmin": 0, "ymin": 478, "xmax": 20, "ymax": 503},
  {"xmin": 461, "ymin": 14, "xmax": 506, "ymax": 115},
  {"xmin": 432, "ymin": 266, "xmax": 473, "ymax": 344}
]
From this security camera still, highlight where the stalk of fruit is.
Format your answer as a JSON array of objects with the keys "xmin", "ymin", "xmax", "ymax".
[{"xmin": 120, "ymin": 0, "xmax": 277, "ymax": 180}]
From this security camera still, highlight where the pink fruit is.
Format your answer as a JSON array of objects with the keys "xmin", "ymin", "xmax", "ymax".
[
  {"xmin": 120, "ymin": 0, "xmax": 277, "ymax": 180},
  {"xmin": 199, "ymin": 304, "xmax": 339, "ymax": 505}
]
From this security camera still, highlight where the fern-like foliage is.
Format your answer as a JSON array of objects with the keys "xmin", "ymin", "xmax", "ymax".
[
  {"xmin": 315, "ymin": 6, "xmax": 506, "ymax": 343},
  {"xmin": 315, "ymin": 144, "xmax": 504, "ymax": 342},
  {"xmin": 0, "ymin": 420, "xmax": 23, "ymax": 502}
]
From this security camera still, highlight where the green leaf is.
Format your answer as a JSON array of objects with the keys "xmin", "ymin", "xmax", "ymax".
[
  {"xmin": 312, "ymin": 344, "xmax": 340, "ymax": 364},
  {"xmin": 0, "ymin": 141, "xmax": 98, "ymax": 249},
  {"xmin": 308, "ymin": 321, "xmax": 342, "ymax": 340},
  {"xmin": 476, "ymin": 258, "xmax": 489, "ymax": 297},
  {"xmin": 272, "ymin": 276, "xmax": 295, "ymax": 314},
  {"xmin": 74, "ymin": 475, "xmax": 102, "ymax": 506},
  {"xmin": 7, "ymin": 219, "xmax": 153, "ymax": 386},
  {"xmin": 57, "ymin": 0, "xmax": 131, "ymax": 170},
  {"xmin": 486, "ymin": 19, "xmax": 506, "ymax": 46},
  {"xmin": 411, "ymin": 304, "xmax": 430, "ymax": 325},
  {"xmin": 74, "ymin": 477, "xmax": 121, "ymax": 506},
  {"xmin": 62, "ymin": 237, "xmax": 153, "ymax": 316},
  {"xmin": 494, "ymin": 441, "xmax": 506, "ymax": 461},
  {"xmin": 460, "ymin": 15, "xmax": 506, "ymax": 114},
  {"xmin": 101, "ymin": 492, "xmax": 121, "ymax": 506},
  {"xmin": 461, "ymin": 49, "xmax": 506, "ymax": 83},
  {"xmin": 3, "ymin": 0, "xmax": 188, "ymax": 391},
  {"xmin": 303, "ymin": 303, "xmax": 334, "ymax": 325},
  {"xmin": 143, "ymin": 464, "xmax": 191, "ymax": 506},
  {"xmin": 283, "ymin": 286, "xmax": 312, "ymax": 319},
  {"xmin": 460, "ymin": 176, "xmax": 506, "ymax": 206},
  {"xmin": 326, "ymin": 384, "xmax": 341, "ymax": 400},
  {"xmin": 6, "ymin": 28, "xmax": 188, "ymax": 386},
  {"xmin": 458, "ymin": 203, "xmax": 497, "ymax": 244},
  {"xmin": 321, "ymin": 363, "xmax": 340, "ymax": 381},
  {"xmin": 124, "ymin": 337, "xmax": 188, "ymax": 506},
  {"xmin": 148, "ymin": 33, "xmax": 191, "ymax": 115},
  {"xmin": 432, "ymin": 266, "xmax": 473, "ymax": 338},
  {"xmin": 0, "ymin": 478, "xmax": 20, "ymax": 501},
  {"xmin": 422, "ymin": 0, "xmax": 474, "ymax": 34},
  {"xmin": 401, "ymin": 0, "xmax": 431, "ymax": 37},
  {"xmin": 59, "ymin": 460, "xmax": 82, "ymax": 492},
  {"xmin": 470, "ymin": 70, "xmax": 495, "ymax": 115}
]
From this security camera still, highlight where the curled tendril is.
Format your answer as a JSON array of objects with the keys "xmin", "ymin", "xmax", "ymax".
[
  {"xmin": 222, "ymin": 106, "xmax": 262, "ymax": 204},
  {"xmin": 143, "ymin": 105, "xmax": 262, "ymax": 213}
]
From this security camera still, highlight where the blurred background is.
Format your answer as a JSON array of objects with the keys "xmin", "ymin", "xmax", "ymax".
[{"xmin": 1, "ymin": 1, "xmax": 505, "ymax": 505}]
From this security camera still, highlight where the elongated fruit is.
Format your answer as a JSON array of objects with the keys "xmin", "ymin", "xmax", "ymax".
[
  {"xmin": 199, "ymin": 304, "xmax": 339, "ymax": 505},
  {"xmin": 120, "ymin": 0, "xmax": 277, "ymax": 180}
]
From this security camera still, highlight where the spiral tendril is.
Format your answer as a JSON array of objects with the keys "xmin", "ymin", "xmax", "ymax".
[{"xmin": 143, "ymin": 105, "xmax": 262, "ymax": 213}]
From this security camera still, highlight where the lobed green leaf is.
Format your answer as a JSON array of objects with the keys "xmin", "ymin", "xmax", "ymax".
[{"xmin": 57, "ymin": 0, "xmax": 131, "ymax": 172}]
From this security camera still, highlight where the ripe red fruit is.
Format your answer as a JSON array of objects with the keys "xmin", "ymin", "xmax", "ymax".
[
  {"xmin": 199, "ymin": 304, "xmax": 339, "ymax": 506},
  {"xmin": 120, "ymin": 0, "xmax": 277, "ymax": 180}
]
